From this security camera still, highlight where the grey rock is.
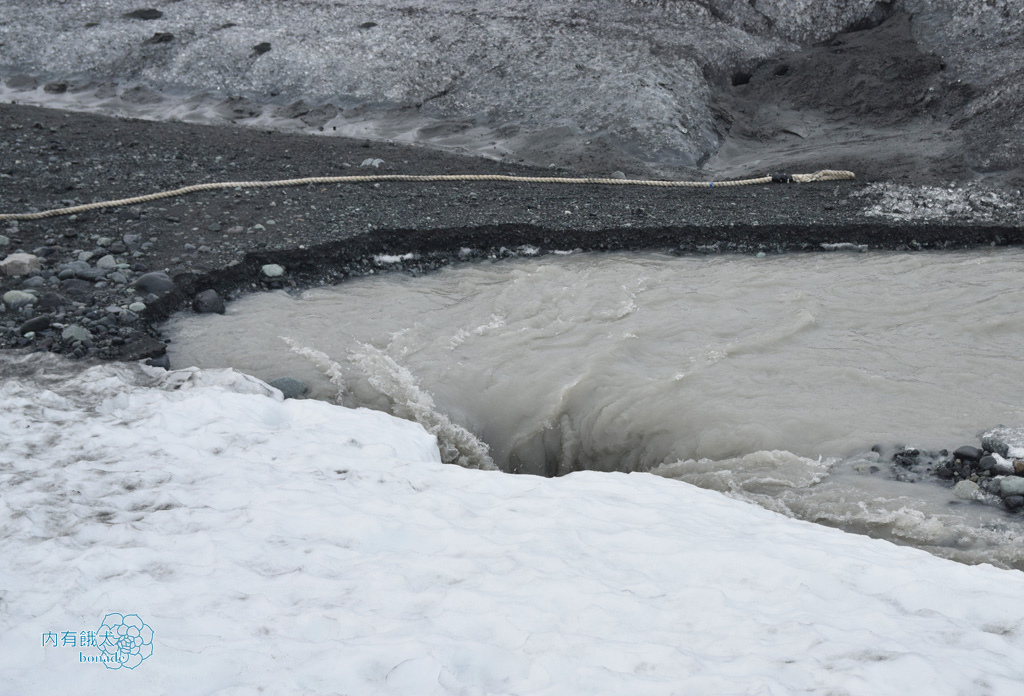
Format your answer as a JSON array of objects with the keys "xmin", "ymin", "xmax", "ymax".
[
  {"xmin": 109, "ymin": 272, "xmax": 129, "ymax": 285},
  {"xmin": 997, "ymin": 476, "xmax": 1024, "ymax": 497},
  {"xmin": 953, "ymin": 445, "xmax": 984, "ymax": 462},
  {"xmin": 128, "ymin": 302, "xmax": 147, "ymax": 313},
  {"xmin": 61, "ymin": 324, "xmax": 93, "ymax": 343},
  {"xmin": 3, "ymin": 290, "xmax": 36, "ymax": 309},
  {"xmin": 192, "ymin": 289, "xmax": 226, "ymax": 314},
  {"xmin": 1004, "ymin": 495, "xmax": 1024, "ymax": 511},
  {"xmin": 1, "ymin": 253, "xmax": 41, "ymax": 277},
  {"xmin": 96, "ymin": 254, "xmax": 118, "ymax": 269},
  {"xmin": 20, "ymin": 276, "xmax": 46, "ymax": 289},
  {"xmin": 981, "ymin": 426, "xmax": 1024, "ymax": 459},
  {"xmin": 261, "ymin": 264, "xmax": 285, "ymax": 278},
  {"xmin": 19, "ymin": 315, "xmax": 51, "ymax": 335},
  {"xmin": 60, "ymin": 279, "xmax": 93, "ymax": 298},
  {"xmin": 269, "ymin": 377, "xmax": 309, "ymax": 400},
  {"xmin": 134, "ymin": 271, "xmax": 174, "ymax": 294},
  {"xmin": 952, "ymin": 480, "xmax": 980, "ymax": 500},
  {"xmin": 0, "ymin": 235, "xmax": 9, "ymax": 247}
]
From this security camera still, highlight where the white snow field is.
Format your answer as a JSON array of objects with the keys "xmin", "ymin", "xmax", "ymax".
[{"xmin": 3, "ymin": 353, "xmax": 1024, "ymax": 695}]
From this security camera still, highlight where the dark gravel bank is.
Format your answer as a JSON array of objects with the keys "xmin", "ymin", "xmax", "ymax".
[{"xmin": 1, "ymin": 102, "xmax": 1023, "ymax": 362}]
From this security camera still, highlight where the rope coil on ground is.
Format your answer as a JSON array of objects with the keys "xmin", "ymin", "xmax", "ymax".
[{"xmin": 0, "ymin": 169, "xmax": 855, "ymax": 222}]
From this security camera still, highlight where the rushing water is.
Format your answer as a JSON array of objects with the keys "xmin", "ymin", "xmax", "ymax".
[{"xmin": 164, "ymin": 249, "xmax": 1024, "ymax": 568}]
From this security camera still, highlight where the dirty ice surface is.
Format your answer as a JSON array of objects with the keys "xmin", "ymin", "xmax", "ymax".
[{"xmin": 2, "ymin": 352, "xmax": 1024, "ymax": 695}]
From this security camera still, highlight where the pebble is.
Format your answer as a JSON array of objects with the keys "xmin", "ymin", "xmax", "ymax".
[
  {"xmin": 953, "ymin": 445, "xmax": 984, "ymax": 462},
  {"xmin": 1004, "ymin": 495, "xmax": 1024, "ymax": 511},
  {"xmin": 0, "ymin": 235, "xmax": 9, "ymax": 247},
  {"xmin": 1, "ymin": 253, "xmax": 41, "ymax": 277},
  {"xmin": 3, "ymin": 290, "xmax": 36, "ymax": 309},
  {"xmin": 61, "ymin": 324, "xmax": 93, "ymax": 343},
  {"xmin": 134, "ymin": 271, "xmax": 175, "ymax": 294},
  {"xmin": 96, "ymin": 255, "xmax": 118, "ymax": 269},
  {"xmin": 952, "ymin": 480, "xmax": 981, "ymax": 500},
  {"xmin": 129, "ymin": 302, "xmax": 147, "ymax": 313},
  {"xmin": 998, "ymin": 476, "xmax": 1024, "ymax": 497},
  {"xmin": 261, "ymin": 264, "xmax": 285, "ymax": 278},
  {"xmin": 19, "ymin": 315, "xmax": 50, "ymax": 335}
]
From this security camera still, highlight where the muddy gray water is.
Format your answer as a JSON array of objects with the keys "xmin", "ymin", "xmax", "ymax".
[{"xmin": 164, "ymin": 249, "xmax": 1024, "ymax": 569}]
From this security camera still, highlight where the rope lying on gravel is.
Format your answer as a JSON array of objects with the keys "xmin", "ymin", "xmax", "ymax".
[{"xmin": 0, "ymin": 169, "xmax": 855, "ymax": 221}]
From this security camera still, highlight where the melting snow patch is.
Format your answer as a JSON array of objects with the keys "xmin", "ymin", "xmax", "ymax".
[{"xmin": 373, "ymin": 252, "xmax": 416, "ymax": 264}]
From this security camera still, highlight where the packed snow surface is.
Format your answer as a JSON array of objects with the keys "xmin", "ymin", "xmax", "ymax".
[{"xmin": 3, "ymin": 353, "xmax": 1024, "ymax": 694}]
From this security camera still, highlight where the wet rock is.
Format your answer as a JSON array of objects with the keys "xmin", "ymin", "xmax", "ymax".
[
  {"xmin": 134, "ymin": 271, "xmax": 174, "ymax": 294},
  {"xmin": 252, "ymin": 42, "xmax": 272, "ymax": 57},
  {"xmin": 3, "ymin": 290, "xmax": 36, "ymax": 310},
  {"xmin": 1, "ymin": 253, "xmax": 41, "ymax": 277},
  {"xmin": 1003, "ymin": 495, "xmax": 1024, "ymax": 511},
  {"xmin": 952, "ymin": 480, "xmax": 980, "ymax": 501},
  {"xmin": 981, "ymin": 426, "xmax": 1024, "ymax": 459},
  {"xmin": 121, "ymin": 336, "xmax": 166, "ymax": 361},
  {"xmin": 953, "ymin": 445, "xmax": 984, "ymax": 463},
  {"xmin": 61, "ymin": 325, "xmax": 93, "ymax": 343},
  {"xmin": 269, "ymin": 377, "xmax": 309, "ymax": 399},
  {"xmin": 19, "ymin": 315, "xmax": 50, "ymax": 335},
  {"xmin": 192, "ymin": 289, "xmax": 225, "ymax": 314},
  {"xmin": 998, "ymin": 476, "xmax": 1024, "ymax": 497},
  {"xmin": 977, "ymin": 454, "xmax": 997, "ymax": 471}
]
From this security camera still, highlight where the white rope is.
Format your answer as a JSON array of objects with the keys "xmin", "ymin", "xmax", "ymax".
[{"xmin": 0, "ymin": 169, "xmax": 855, "ymax": 221}]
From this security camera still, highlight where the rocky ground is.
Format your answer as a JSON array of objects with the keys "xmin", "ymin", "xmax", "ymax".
[{"xmin": 4, "ymin": 101, "xmax": 1023, "ymax": 364}]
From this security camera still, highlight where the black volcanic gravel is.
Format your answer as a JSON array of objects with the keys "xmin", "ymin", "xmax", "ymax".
[{"xmin": 2, "ymin": 102, "xmax": 1023, "ymax": 361}]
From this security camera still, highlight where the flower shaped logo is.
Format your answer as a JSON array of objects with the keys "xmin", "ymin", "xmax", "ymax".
[{"xmin": 96, "ymin": 613, "xmax": 155, "ymax": 670}]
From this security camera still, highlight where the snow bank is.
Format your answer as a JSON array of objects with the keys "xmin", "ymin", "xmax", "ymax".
[{"xmin": 3, "ymin": 353, "xmax": 1024, "ymax": 694}]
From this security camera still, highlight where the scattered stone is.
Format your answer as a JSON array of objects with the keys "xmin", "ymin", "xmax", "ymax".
[
  {"xmin": 253, "ymin": 42, "xmax": 272, "ymax": 56},
  {"xmin": 128, "ymin": 302, "xmax": 147, "ymax": 313},
  {"xmin": 134, "ymin": 271, "xmax": 174, "ymax": 294},
  {"xmin": 192, "ymin": 289, "xmax": 226, "ymax": 314},
  {"xmin": 981, "ymin": 426, "xmax": 1024, "ymax": 459},
  {"xmin": 19, "ymin": 315, "xmax": 50, "ymax": 335},
  {"xmin": 269, "ymin": 377, "xmax": 309, "ymax": 399},
  {"xmin": 998, "ymin": 476, "xmax": 1024, "ymax": 497},
  {"xmin": 261, "ymin": 264, "xmax": 285, "ymax": 278},
  {"xmin": 61, "ymin": 324, "xmax": 93, "ymax": 343},
  {"xmin": 21, "ymin": 276, "xmax": 46, "ymax": 289},
  {"xmin": 60, "ymin": 279, "xmax": 93, "ymax": 299},
  {"xmin": 360, "ymin": 158, "xmax": 384, "ymax": 168},
  {"xmin": 1004, "ymin": 495, "xmax": 1024, "ymax": 511},
  {"xmin": 952, "ymin": 479, "xmax": 980, "ymax": 501},
  {"xmin": 3, "ymin": 290, "xmax": 36, "ymax": 310},
  {"xmin": 1, "ymin": 253, "xmax": 41, "ymax": 277},
  {"xmin": 96, "ymin": 254, "xmax": 118, "ymax": 269},
  {"xmin": 0, "ymin": 235, "xmax": 9, "ymax": 248},
  {"xmin": 121, "ymin": 336, "xmax": 167, "ymax": 361},
  {"xmin": 953, "ymin": 445, "xmax": 984, "ymax": 463}
]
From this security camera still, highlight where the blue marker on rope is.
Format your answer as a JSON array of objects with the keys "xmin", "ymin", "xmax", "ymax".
[{"xmin": 709, "ymin": 181, "xmax": 714, "ymax": 188}]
